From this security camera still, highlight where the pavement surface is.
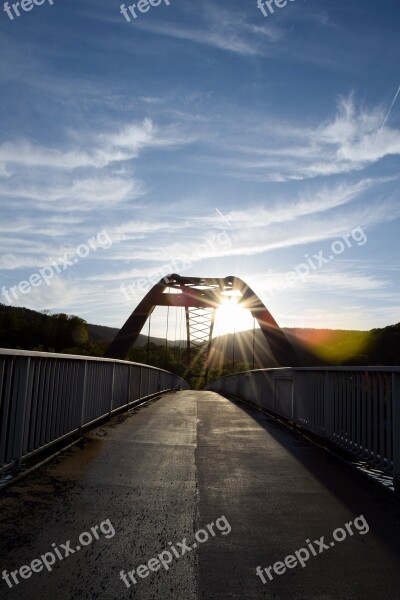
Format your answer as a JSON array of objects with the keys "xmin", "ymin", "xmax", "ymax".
[{"xmin": 0, "ymin": 390, "xmax": 399, "ymax": 600}]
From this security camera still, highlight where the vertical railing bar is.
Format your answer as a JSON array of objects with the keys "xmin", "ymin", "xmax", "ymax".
[
  {"xmin": 0, "ymin": 360, "xmax": 14, "ymax": 465},
  {"xmin": 291, "ymin": 371, "xmax": 295, "ymax": 424},
  {"xmin": 0, "ymin": 357, "xmax": 5, "ymax": 408},
  {"xmin": 55, "ymin": 360, "xmax": 65, "ymax": 439},
  {"xmin": 38, "ymin": 360, "xmax": 50, "ymax": 448},
  {"xmin": 357, "ymin": 373, "xmax": 361, "ymax": 452},
  {"xmin": 138, "ymin": 366, "xmax": 143, "ymax": 401},
  {"xmin": 347, "ymin": 373, "xmax": 351, "ymax": 449},
  {"xmin": 324, "ymin": 371, "xmax": 334, "ymax": 441},
  {"xmin": 127, "ymin": 366, "xmax": 132, "ymax": 406},
  {"xmin": 379, "ymin": 373, "xmax": 385, "ymax": 468},
  {"xmin": 37, "ymin": 360, "xmax": 50, "ymax": 447},
  {"xmin": 370, "ymin": 373, "xmax": 375, "ymax": 461},
  {"xmin": 336, "ymin": 372, "xmax": 340, "ymax": 443},
  {"xmin": 387, "ymin": 373, "xmax": 393, "ymax": 468},
  {"xmin": 12, "ymin": 357, "xmax": 31, "ymax": 471},
  {"xmin": 109, "ymin": 363, "xmax": 116, "ymax": 418},
  {"xmin": 343, "ymin": 372, "xmax": 346, "ymax": 446},
  {"xmin": 58, "ymin": 361, "xmax": 65, "ymax": 436},
  {"xmin": 0, "ymin": 357, "xmax": 5, "ymax": 460},
  {"xmin": 361, "ymin": 372, "xmax": 366, "ymax": 455},
  {"xmin": 22, "ymin": 358, "xmax": 35, "ymax": 456},
  {"xmin": 352, "ymin": 372, "xmax": 356, "ymax": 451},
  {"xmin": 97, "ymin": 363, "xmax": 105, "ymax": 418},
  {"xmin": 339, "ymin": 373, "xmax": 343, "ymax": 444},
  {"xmin": 79, "ymin": 362, "xmax": 88, "ymax": 431},
  {"xmin": 356, "ymin": 372, "xmax": 360, "ymax": 452},
  {"xmin": 372, "ymin": 373, "xmax": 378, "ymax": 463},
  {"xmin": 6, "ymin": 359, "xmax": 22, "ymax": 464},
  {"xmin": 47, "ymin": 359, "xmax": 56, "ymax": 442},
  {"xmin": 333, "ymin": 372, "xmax": 337, "ymax": 441},
  {"xmin": 341, "ymin": 372, "xmax": 346, "ymax": 446},
  {"xmin": 61, "ymin": 361, "xmax": 71, "ymax": 437},
  {"xmin": 48, "ymin": 359, "xmax": 61, "ymax": 442},
  {"xmin": 320, "ymin": 373, "xmax": 324, "ymax": 433},
  {"xmin": 63, "ymin": 361, "xmax": 71, "ymax": 434},
  {"xmin": 70, "ymin": 362, "xmax": 79, "ymax": 431},
  {"xmin": 392, "ymin": 373, "xmax": 400, "ymax": 492},
  {"xmin": 28, "ymin": 360, "xmax": 40, "ymax": 453}
]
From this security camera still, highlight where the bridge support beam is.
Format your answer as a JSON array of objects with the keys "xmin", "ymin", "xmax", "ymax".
[{"xmin": 105, "ymin": 275, "xmax": 299, "ymax": 387}]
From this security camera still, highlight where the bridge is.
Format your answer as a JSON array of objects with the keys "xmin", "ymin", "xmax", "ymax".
[{"xmin": 0, "ymin": 275, "xmax": 399, "ymax": 599}]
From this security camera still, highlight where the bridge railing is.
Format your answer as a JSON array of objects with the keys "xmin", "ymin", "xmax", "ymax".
[
  {"xmin": 0, "ymin": 349, "xmax": 189, "ymax": 474},
  {"xmin": 206, "ymin": 367, "xmax": 400, "ymax": 491}
]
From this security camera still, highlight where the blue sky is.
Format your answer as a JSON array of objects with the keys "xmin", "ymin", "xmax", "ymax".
[{"xmin": 0, "ymin": 0, "xmax": 399, "ymax": 336}]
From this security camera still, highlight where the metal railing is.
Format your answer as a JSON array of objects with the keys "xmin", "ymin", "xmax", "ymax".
[
  {"xmin": 0, "ymin": 349, "xmax": 189, "ymax": 473},
  {"xmin": 206, "ymin": 367, "xmax": 400, "ymax": 491}
]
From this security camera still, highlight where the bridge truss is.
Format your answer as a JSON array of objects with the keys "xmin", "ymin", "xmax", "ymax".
[{"xmin": 106, "ymin": 274, "xmax": 298, "ymax": 385}]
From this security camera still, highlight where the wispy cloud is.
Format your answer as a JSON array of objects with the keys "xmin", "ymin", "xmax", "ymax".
[
  {"xmin": 207, "ymin": 179, "xmax": 377, "ymax": 229},
  {"xmin": 195, "ymin": 179, "xmax": 399, "ymax": 258},
  {"xmin": 251, "ymin": 269, "xmax": 389, "ymax": 294},
  {"xmin": 0, "ymin": 176, "xmax": 143, "ymax": 211},
  {"xmin": 0, "ymin": 118, "xmax": 188, "ymax": 175},
  {"xmin": 133, "ymin": 4, "xmax": 285, "ymax": 56},
  {"xmin": 197, "ymin": 95, "xmax": 400, "ymax": 181},
  {"xmin": 76, "ymin": 178, "xmax": 398, "ymax": 290}
]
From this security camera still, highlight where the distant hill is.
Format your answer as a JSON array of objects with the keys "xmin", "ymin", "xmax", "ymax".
[
  {"xmin": 211, "ymin": 325, "xmax": 399, "ymax": 367},
  {"xmin": 87, "ymin": 323, "xmax": 166, "ymax": 347},
  {"xmin": 87, "ymin": 323, "xmax": 118, "ymax": 342},
  {"xmin": 0, "ymin": 304, "xmax": 167, "ymax": 354},
  {"xmin": 0, "ymin": 303, "xmax": 398, "ymax": 366}
]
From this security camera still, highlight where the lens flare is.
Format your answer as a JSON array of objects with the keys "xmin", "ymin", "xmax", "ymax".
[{"xmin": 214, "ymin": 297, "xmax": 254, "ymax": 336}]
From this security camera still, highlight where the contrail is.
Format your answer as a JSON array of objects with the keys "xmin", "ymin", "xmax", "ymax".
[
  {"xmin": 379, "ymin": 84, "xmax": 400, "ymax": 131},
  {"xmin": 215, "ymin": 208, "xmax": 232, "ymax": 228}
]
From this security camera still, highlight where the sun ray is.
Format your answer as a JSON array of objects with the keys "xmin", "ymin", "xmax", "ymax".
[{"xmin": 214, "ymin": 296, "xmax": 254, "ymax": 337}]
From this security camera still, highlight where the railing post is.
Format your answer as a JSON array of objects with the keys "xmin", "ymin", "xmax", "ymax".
[
  {"xmin": 127, "ymin": 366, "xmax": 131, "ymax": 407},
  {"xmin": 139, "ymin": 367, "xmax": 144, "ymax": 399},
  {"xmin": 272, "ymin": 373, "xmax": 277, "ymax": 414},
  {"xmin": 393, "ymin": 373, "xmax": 400, "ymax": 493},
  {"xmin": 12, "ymin": 357, "xmax": 31, "ymax": 472},
  {"xmin": 324, "ymin": 371, "xmax": 334, "ymax": 441},
  {"xmin": 291, "ymin": 370, "xmax": 296, "ymax": 422},
  {"xmin": 109, "ymin": 363, "xmax": 116, "ymax": 418},
  {"xmin": 79, "ymin": 362, "xmax": 88, "ymax": 432}
]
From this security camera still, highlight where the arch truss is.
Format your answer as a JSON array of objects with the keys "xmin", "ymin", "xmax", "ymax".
[{"xmin": 105, "ymin": 274, "xmax": 298, "ymax": 385}]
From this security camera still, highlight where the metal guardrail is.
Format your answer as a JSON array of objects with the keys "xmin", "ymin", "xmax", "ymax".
[
  {"xmin": 0, "ymin": 349, "xmax": 189, "ymax": 473},
  {"xmin": 206, "ymin": 367, "xmax": 400, "ymax": 492}
]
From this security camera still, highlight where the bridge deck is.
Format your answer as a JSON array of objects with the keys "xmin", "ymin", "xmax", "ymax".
[{"xmin": 0, "ymin": 391, "xmax": 399, "ymax": 600}]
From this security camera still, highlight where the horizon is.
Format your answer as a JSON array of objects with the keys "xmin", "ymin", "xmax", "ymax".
[{"xmin": 0, "ymin": 301, "xmax": 381, "ymax": 337}]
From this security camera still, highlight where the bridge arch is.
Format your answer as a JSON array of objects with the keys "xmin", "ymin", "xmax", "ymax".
[{"xmin": 105, "ymin": 275, "xmax": 299, "ymax": 382}]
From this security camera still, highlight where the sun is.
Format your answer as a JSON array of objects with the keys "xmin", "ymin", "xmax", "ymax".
[{"xmin": 214, "ymin": 296, "xmax": 254, "ymax": 337}]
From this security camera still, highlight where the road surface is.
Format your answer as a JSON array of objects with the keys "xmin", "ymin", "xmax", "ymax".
[{"xmin": 0, "ymin": 390, "xmax": 399, "ymax": 599}]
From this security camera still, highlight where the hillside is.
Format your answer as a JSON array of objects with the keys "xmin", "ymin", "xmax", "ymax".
[
  {"xmin": 88, "ymin": 322, "xmax": 165, "ymax": 347},
  {"xmin": 0, "ymin": 304, "xmax": 166, "ymax": 354},
  {"xmin": 0, "ymin": 303, "xmax": 398, "ymax": 366}
]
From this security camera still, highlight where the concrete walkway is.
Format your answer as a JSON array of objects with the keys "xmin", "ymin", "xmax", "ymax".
[{"xmin": 0, "ymin": 391, "xmax": 399, "ymax": 600}]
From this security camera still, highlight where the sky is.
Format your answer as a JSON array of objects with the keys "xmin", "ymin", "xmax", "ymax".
[{"xmin": 0, "ymin": 0, "xmax": 399, "ymax": 337}]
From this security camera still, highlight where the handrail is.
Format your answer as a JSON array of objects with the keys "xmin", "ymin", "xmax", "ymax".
[
  {"xmin": 206, "ymin": 367, "xmax": 400, "ymax": 492},
  {"xmin": 0, "ymin": 350, "xmax": 189, "ymax": 474},
  {"xmin": 210, "ymin": 366, "xmax": 400, "ymax": 380},
  {"xmin": 0, "ymin": 348, "xmax": 186, "ymax": 375}
]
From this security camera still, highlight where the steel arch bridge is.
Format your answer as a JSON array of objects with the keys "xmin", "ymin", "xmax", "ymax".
[{"xmin": 105, "ymin": 274, "xmax": 299, "ymax": 384}]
